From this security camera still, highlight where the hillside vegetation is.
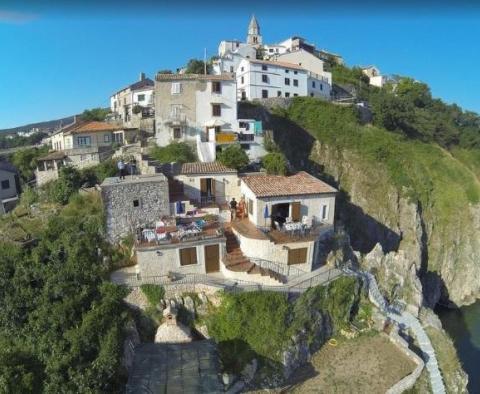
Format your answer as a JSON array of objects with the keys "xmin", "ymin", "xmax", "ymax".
[{"xmin": 262, "ymin": 70, "xmax": 480, "ymax": 306}]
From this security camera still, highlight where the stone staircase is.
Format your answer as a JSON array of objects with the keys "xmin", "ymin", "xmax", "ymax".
[
  {"xmin": 223, "ymin": 228, "xmax": 286, "ymax": 284},
  {"xmin": 347, "ymin": 268, "xmax": 446, "ymax": 394}
]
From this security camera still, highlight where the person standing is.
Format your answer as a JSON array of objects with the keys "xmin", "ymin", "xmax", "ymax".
[
  {"xmin": 117, "ymin": 159, "xmax": 126, "ymax": 180},
  {"xmin": 229, "ymin": 197, "xmax": 237, "ymax": 221}
]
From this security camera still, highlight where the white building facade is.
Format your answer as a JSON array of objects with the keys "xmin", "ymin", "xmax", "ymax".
[{"xmin": 236, "ymin": 58, "xmax": 309, "ymax": 100}]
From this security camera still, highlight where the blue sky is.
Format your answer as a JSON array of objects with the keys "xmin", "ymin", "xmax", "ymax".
[{"xmin": 0, "ymin": 2, "xmax": 479, "ymax": 129}]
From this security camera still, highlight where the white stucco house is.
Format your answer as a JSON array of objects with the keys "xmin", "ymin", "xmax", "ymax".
[
  {"xmin": 361, "ymin": 66, "xmax": 386, "ymax": 88},
  {"xmin": 276, "ymin": 49, "xmax": 332, "ymax": 100},
  {"xmin": 236, "ymin": 58, "xmax": 309, "ymax": 100}
]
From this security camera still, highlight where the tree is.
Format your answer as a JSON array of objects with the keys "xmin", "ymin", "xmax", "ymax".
[
  {"xmin": 80, "ymin": 108, "xmax": 110, "ymax": 121},
  {"xmin": 185, "ymin": 59, "xmax": 211, "ymax": 74},
  {"xmin": 10, "ymin": 146, "xmax": 48, "ymax": 182},
  {"xmin": 395, "ymin": 78, "xmax": 432, "ymax": 108},
  {"xmin": 262, "ymin": 152, "xmax": 288, "ymax": 175},
  {"xmin": 158, "ymin": 69, "xmax": 173, "ymax": 74},
  {"xmin": 217, "ymin": 144, "xmax": 249, "ymax": 170},
  {"xmin": 150, "ymin": 142, "xmax": 196, "ymax": 164},
  {"xmin": 46, "ymin": 166, "xmax": 83, "ymax": 204}
]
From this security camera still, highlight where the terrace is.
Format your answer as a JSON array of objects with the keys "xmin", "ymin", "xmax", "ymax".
[
  {"xmin": 232, "ymin": 217, "xmax": 333, "ymax": 245},
  {"xmin": 136, "ymin": 214, "xmax": 225, "ymax": 248}
]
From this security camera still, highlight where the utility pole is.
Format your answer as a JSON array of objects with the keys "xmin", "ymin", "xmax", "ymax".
[{"xmin": 204, "ymin": 48, "xmax": 207, "ymax": 75}]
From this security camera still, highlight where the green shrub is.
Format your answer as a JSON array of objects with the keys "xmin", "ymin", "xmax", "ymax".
[
  {"xmin": 140, "ymin": 284, "xmax": 165, "ymax": 307},
  {"xmin": 150, "ymin": 142, "xmax": 196, "ymax": 164},
  {"xmin": 216, "ymin": 144, "xmax": 249, "ymax": 170},
  {"xmin": 44, "ymin": 166, "xmax": 83, "ymax": 205},
  {"xmin": 262, "ymin": 152, "xmax": 288, "ymax": 175}
]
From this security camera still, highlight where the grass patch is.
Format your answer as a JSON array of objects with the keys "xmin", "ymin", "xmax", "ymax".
[{"xmin": 140, "ymin": 284, "xmax": 165, "ymax": 307}]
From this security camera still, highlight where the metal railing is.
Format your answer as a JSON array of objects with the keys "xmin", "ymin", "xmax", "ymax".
[
  {"xmin": 247, "ymin": 256, "xmax": 307, "ymax": 279},
  {"xmin": 117, "ymin": 265, "xmax": 343, "ymax": 296}
]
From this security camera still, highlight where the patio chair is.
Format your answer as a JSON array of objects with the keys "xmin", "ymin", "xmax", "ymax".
[{"xmin": 285, "ymin": 216, "xmax": 293, "ymax": 224}]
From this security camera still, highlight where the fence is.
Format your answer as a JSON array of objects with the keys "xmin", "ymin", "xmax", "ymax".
[
  {"xmin": 119, "ymin": 266, "xmax": 343, "ymax": 297},
  {"xmin": 247, "ymin": 256, "xmax": 307, "ymax": 280}
]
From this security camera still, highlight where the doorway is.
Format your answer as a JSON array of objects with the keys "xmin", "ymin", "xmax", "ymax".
[
  {"xmin": 200, "ymin": 178, "xmax": 216, "ymax": 205},
  {"xmin": 205, "ymin": 244, "xmax": 220, "ymax": 273}
]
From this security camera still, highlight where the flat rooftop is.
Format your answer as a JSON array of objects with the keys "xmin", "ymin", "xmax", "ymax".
[
  {"xmin": 126, "ymin": 341, "xmax": 223, "ymax": 393},
  {"xmin": 101, "ymin": 173, "xmax": 167, "ymax": 187}
]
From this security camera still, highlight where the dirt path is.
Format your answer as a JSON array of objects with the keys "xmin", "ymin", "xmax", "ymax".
[{"xmin": 285, "ymin": 334, "xmax": 416, "ymax": 394}]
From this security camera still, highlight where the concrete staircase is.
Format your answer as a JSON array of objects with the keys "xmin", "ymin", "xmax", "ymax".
[{"xmin": 223, "ymin": 228, "xmax": 286, "ymax": 284}]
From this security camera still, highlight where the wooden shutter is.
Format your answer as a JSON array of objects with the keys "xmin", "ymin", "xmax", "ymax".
[
  {"xmin": 211, "ymin": 179, "xmax": 216, "ymax": 196},
  {"xmin": 291, "ymin": 202, "xmax": 301, "ymax": 221},
  {"xmin": 288, "ymin": 248, "xmax": 308, "ymax": 265},
  {"xmin": 200, "ymin": 178, "xmax": 207, "ymax": 194},
  {"xmin": 180, "ymin": 247, "xmax": 197, "ymax": 266}
]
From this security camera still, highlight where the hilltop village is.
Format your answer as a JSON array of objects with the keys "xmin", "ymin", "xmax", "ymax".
[{"xmin": 1, "ymin": 16, "xmax": 468, "ymax": 394}]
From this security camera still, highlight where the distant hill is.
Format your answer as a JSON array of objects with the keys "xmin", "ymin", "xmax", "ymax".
[{"xmin": 0, "ymin": 115, "xmax": 77, "ymax": 135}]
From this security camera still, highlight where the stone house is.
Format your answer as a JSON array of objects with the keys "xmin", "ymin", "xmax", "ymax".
[
  {"xmin": 109, "ymin": 73, "xmax": 155, "ymax": 133},
  {"xmin": 0, "ymin": 161, "xmax": 20, "ymax": 215},
  {"xmin": 101, "ymin": 174, "xmax": 170, "ymax": 242},
  {"xmin": 36, "ymin": 120, "xmax": 137, "ymax": 186},
  {"xmin": 154, "ymin": 73, "xmax": 239, "ymax": 162}
]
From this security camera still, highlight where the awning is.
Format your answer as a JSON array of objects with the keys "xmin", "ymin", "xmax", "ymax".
[{"xmin": 204, "ymin": 119, "xmax": 225, "ymax": 128}]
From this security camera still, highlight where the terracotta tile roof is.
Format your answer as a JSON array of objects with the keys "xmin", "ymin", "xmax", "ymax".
[
  {"xmin": 180, "ymin": 162, "xmax": 237, "ymax": 175},
  {"xmin": 156, "ymin": 73, "xmax": 236, "ymax": 82},
  {"xmin": 38, "ymin": 151, "xmax": 67, "ymax": 161},
  {"xmin": 65, "ymin": 121, "xmax": 123, "ymax": 135},
  {"xmin": 248, "ymin": 59, "xmax": 306, "ymax": 71},
  {"xmin": 242, "ymin": 171, "xmax": 337, "ymax": 198}
]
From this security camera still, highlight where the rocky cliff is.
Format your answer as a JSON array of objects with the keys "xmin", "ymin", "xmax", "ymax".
[{"xmin": 240, "ymin": 99, "xmax": 480, "ymax": 307}]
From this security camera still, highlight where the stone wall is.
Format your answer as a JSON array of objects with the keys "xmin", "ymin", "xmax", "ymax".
[
  {"xmin": 101, "ymin": 175, "xmax": 170, "ymax": 241},
  {"xmin": 385, "ymin": 329, "xmax": 425, "ymax": 394}
]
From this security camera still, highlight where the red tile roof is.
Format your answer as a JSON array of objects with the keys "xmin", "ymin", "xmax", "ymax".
[
  {"xmin": 156, "ymin": 73, "xmax": 236, "ymax": 82},
  {"xmin": 180, "ymin": 162, "xmax": 237, "ymax": 175},
  {"xmin": 65, "ymin": 121, "xmax": 123, "ymax": 134},
  {"xmin": 242, "ymin": 171, "xmax": 337, "ymax": 198},
  {"xmin": 248, "ymin": 59, "xmax": 306, "ymax": 71}
]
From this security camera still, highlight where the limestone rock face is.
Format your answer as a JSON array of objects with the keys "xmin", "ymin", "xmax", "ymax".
[{"xmin": 309, "ymin": 141, "xmax": 480, "ymax": 307}]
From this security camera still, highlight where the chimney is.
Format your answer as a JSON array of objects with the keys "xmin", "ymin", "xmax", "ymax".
[{"xmin": 139, "ymin": 72, "xmax": 145, "ymax": 81}]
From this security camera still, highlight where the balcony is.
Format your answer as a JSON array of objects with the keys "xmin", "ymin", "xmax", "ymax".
[
  {"xmin": 165, "ymin": 113, "xmax": 187, "ymax": 125},
  {"xmin": 136, "ymin": 215, "xmax": 224, "ymax": 248}
]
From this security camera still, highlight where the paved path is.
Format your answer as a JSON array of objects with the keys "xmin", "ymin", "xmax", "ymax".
[{"xmin": 349, "ymin": 269, "xmax": 446, "ymax": 394}]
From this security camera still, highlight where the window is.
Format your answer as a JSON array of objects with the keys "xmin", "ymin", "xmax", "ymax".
[
  {"xmin": 241, "ymin": 91, "xmax": 247, "ymax": 100},
  {"xmin": 312, "ymin": 81, "xmax": 316, "ymax": 88},
  {"xmin": 269, "ymin": 48, "xmax": 273, "ymax": 53},
  {"xmin": 277, "ymin": 91, "xmax": 282, "ymax": 97},
  {"xmin": 133, "ymin": 199, "xmax": 140, "ymax": 207},
  {"xmin": 212, "ymin": 81, "xmax": 222, "ymax": 93},
  {"xmin": 262, "ymin": 64, "xmax": 268, "ymax": 70},
  {"xmin": 262, "ymin": 74, "xmax": 268, "ymax": 83},
  {"xmin": 285, "ymin": 69, "xmax": 289, "ymax": 73},
  {"xmin": 212, "ymin": 104, "xmax": 221, "ymax": 117},
  {"xmin": 137, "ymin": 94, "xmax": 145, "ymax": 102},
  {"xmin": 173, "ymin": 127, "xmax": 182, "ymax": 139},
  {"xmin": 294, "ymin": 93, "xmax": 298, "ymax": 97},
  {"xmin": 171, "ymin": 82, "xmax": 181, "ymax": 94},
  {"xmin": 285, "ymin": 92, "xmax": 290, "ymax": 98},
  {"xmin": 320, "ymin": 84, "xmax": 323, "ymax": 91},
  {"xmin": 240, "ymin": 66, "xmax": 244, "ymax": 72},
  {"xmin": 293, "ymin": 79, "xmax": 298, "ymax": 87},
  {"xmin": 241, "ymin": 76, "xmax": 244, "ymax": 84},
  {"xmin": 248, "ymin": 199, "xmax": 253, "ymax": 215},
  {"xmin": 104, "ymin": 134, "xmax": 111, "ymax": 143},
  {"xmin": 1, "ymin": 179, "xmax": 10, "ymax": 190},
  {"xmin": 288, "ymin": 248, "xmax": 308, "ymax": 265},
  {"xmin": 285, "ymin": 78, "xmax": 290, "ymax": 85},
  {"xmin": 77, "ymin": 136, "xmax": 91, "ymax": 146},
  {"xmin": 230, "ymin": 66, "xmax": 234, "ymax": 72},
  {"xmin": 180, "ymin": 247, "xmax": 197, "ymax": 266},
  {"xmin": 321, "ymin": 204, "xmax": 329, "ymax": 220},
  {"xmin": 261, "ymin": 89, "xmax": 268, "ymax": 98},
  {"xmin": 294, "ymin": 70, "xmax": 298, "ymax": 75}
]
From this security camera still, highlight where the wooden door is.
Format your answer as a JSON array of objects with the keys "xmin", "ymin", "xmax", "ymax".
[
  {"xmin": 291, "ymin": 202, "xmax": 301, "ymax": 221},
  {"xmin": 205, "ymin": 244, "xmax": 220, "ymax": 273},
  {"xmin": 288, "ymin": 248, "xmax": 308, "ymax": 265},
  {"xmin": 200, "ymin": 178, "xmax": 207, "ymax": 196}
]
